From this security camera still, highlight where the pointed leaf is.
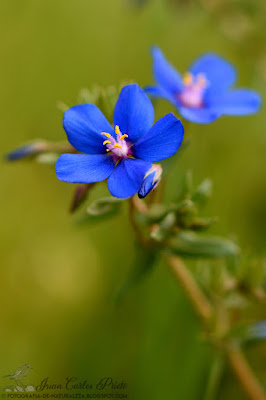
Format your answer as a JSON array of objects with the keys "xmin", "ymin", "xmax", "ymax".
[{"xmin": 169, "ymin": 231, "xmax": 240, "ymax": 258}]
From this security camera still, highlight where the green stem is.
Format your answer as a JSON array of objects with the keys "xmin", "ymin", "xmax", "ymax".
[
  {"xmin": 166, "ymin": 254, "xmax": 213, "ymax": 321},
  {"xmin": 129, "ymin": 196, "xmax": 265, "ymax": 400},
  {"xmin": 225, "ymin": 344, "xmax": 266, "ymax": 400},
  {"xmin": 203, "ymin": 355, "xmax": 225, "ymax": 400},
  {"xmin": 165, "ymin": 254, "xmax": 266, "ymax": 400},
  {"xmin": 128, "ymin": 197, "xmax": 150, "ymax": 248}
]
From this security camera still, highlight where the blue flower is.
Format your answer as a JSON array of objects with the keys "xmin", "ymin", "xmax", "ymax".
[
  {"xmin": 56, "ymin": 84, "xmax": 184, "ymax": 199},
  {"xmin": 145, "ymin": 47, "xmax": 261, "ymax": 124}
]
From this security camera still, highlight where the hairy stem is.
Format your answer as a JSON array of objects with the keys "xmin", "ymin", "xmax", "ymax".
[
  {"xmin": 166, "ymin": 254, "xmax": 266, "ymax": 400},
  {"xmin": 226, "ymin": 344, "xmax": 265, "ymax": 400},
  {"xmin": 129, "ymin": 197, "xmax": 149, "ymax": 247},
  {"xmin": 166, "ymin": 255, "xmax": 213, "ymax": 321}
]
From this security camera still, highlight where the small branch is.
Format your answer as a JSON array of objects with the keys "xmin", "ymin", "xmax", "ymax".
[
  {"xmin": 226, "ymin": 345, "xmax": 266, "ymax": 400},
  {"xmin": 131, "ymin": 195, "xmax": 148, "ymax": 213},
  {"xmin": 43, "ymin": 141, "xmax": 76, "ymax": 153},
  {"xmin": 166, "ymin": 254, "xmax": 213, "ymax": 321}
]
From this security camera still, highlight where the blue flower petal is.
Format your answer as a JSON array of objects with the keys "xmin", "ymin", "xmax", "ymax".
[
  {"xmin": 133, "ymin": 113, "xmax": 184, "ymax": 162},
  {"xmin": 151, "ymin": 46, "xmax": 183, "ymax": 94},
  {"xmin": 210, "ymin": 89, "xmax": 261, "ymax": 115},
  {"xmin": 189, "ymin": 53, "xmax": 236, "ymax": 95},
  {"xmin": 138, "ymin": 171, "xmax": 156, "ymax": 199},
  {"xmin": 113, "ymin": 84, "xmax": 154, "ymax": 143},
  {"xmin": 63, "ymin": 104, "xmax": 114, "ymax": 154},
  {"xmin": 107, "ymin": 158, "xmax": 152, "ymax": 198},
  {"xmin": 179, "ymin": 106, "xmax": 221, "ymax": 124},
  {"xmin": 144, "ymin": 85, "xmax": 177, "ymax": 103},
  {"xmin": 55, "ymin": 154, "xmax": 115, "ymax": 183}
]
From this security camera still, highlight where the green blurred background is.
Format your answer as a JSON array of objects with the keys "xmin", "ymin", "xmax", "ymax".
[{"xmin": 1, "ymin": 0, "xmax": 265, "ymax": 398}]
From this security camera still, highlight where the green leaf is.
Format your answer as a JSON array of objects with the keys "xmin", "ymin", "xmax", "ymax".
[
  {"xmin": 150, "ymin": 212, "xmax": 176, "ymax": 242},
  {"xmin": 136, "ymin": 200, "xmax": 193, "ymax": 225},
  {"xmin": 87, "ymin": 196, "xmax": 123, "ymax": 217},
  {"xmin": 140, "ymin": 204, "xmax": 169, "ymax": 223},
  {"xmin": 77, "ymin": 196, "xmax": 123, "ymax": 224},
  {"xmin": 192, "ymin": 178, "xmax": 212, "ymax": 205},
  {"xmin": 189, "ymin": 217, "xmax": 218, "ymax": 231},
  {"xmin": 114, "ymin": 245, "xmax": 158, "ymax": 303},
  {"xmin": 168, "ymin": 231, "xmax": 240, "ymax": 259},
  {"xmin": 203, "ymin": 355, "xmax": 225, "ymax": 400}
]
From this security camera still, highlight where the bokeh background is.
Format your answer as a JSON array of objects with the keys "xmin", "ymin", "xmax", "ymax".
[{"xmin": 1, "ymin": 0, "xmax": 266, "ymax": 399}]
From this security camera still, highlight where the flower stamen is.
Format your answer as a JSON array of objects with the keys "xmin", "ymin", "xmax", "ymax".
[
  {"xmin": 101, "ymin": 125, "xmax": 130, "ymax": 158},
  {"xmin": 115, "ymin": 125, "xmax": 121, "ymax": 135},
  {"xmin": 179, "ymin": 72, "xmax": 208, "ymax": 108},
  {"xmin": 101, "ymin": 132, "xmax": 111, "ymax": 138},
  {"xmin": 183, "ymin": 72, "xmax": 193, "ymax": 86},
  {"xmin": 120, "ymin": 134, "xmax": 128, "ymax": 141}
]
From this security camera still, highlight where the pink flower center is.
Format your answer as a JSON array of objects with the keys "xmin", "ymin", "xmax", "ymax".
[
  {"xmin": 101, "ymin": 125, "xmax": 131, "ymax": 159},
  {"xmin": 178, "ymin": 72, "xmax": 208, "ymax": 109}
]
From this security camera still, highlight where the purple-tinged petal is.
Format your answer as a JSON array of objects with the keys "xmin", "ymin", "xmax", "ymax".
[
  {"xmin": 63, "ymin": 104, "xmax": 114, "ymax": 154},
  {"xmin": 133, "ymin": 113, "xmax": 184, "ymax": 162},
  {"xmin": 151, "ymin": 46, "xmax": 183, "ymax": 93},
  {"xmin": 189, "ymin": 53, "xmax": 236, "ymax": 95},
  {"xmin": 107, "ymin": 158, "xmax": 151, "ymax": 199},
  {"xmin": 113, "ymin": 84, "xmax": 154, "ymax": 143},
  {"xmin": 210, "ymin": 89, "xmax": 261, "ymax": 115},
  {"xmin": 178, "ymin": 106, "xmax": 221, "ymax": 124},
  {"xmin": 55, "ymin": 154, "xmax": 115, "ymax": 183}
]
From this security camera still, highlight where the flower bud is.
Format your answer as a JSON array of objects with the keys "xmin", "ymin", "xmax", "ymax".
[
  {"xmin": 70, "ymin": 183, "xmax": 95, "ymax": 214},
  {"xmin": 5, "ymin": 141, "xmax": 47, "ymax": 161},
  {"xmin": 138, "ymin": 164, "xmax": 162, "ymax": 199}
]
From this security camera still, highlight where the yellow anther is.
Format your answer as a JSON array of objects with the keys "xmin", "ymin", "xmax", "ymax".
[
  {"xmin": 115, "ymin": 125, "xmax": 121, "ymax": 135},
  {"xmin": 106, "ymin": 148, "xmax": 110, "ymax": 152},
  {"xmin": 183, "ymin": 72, "xmax": 193, "ymax": 86},
  {"xmin": 196, "ymin": 73, "xmax": 207, "ymax": 87},
  {"xmin": 101, "ymin": 132, "xmax": 111, "ymax": 138},
  {"xmin": 103, "ymin": 140, "xmax": 111, "ymax": 145},
  {"xmin": 120, "ymin": 134, "xmax": 128, "ymax": 141},
  {"xmin": 114, "ymin": 144, "xmax": 122, "ymax": 149}
]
